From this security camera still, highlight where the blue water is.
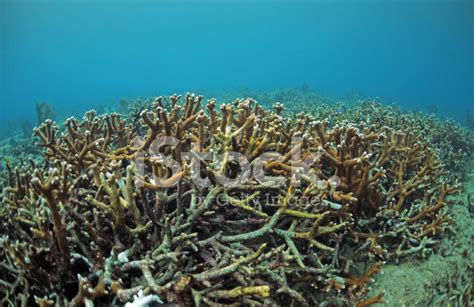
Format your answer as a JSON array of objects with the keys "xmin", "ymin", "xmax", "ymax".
[{"xmin": 1, "ymin": 0, "xmax": 473, "ymax": 133}]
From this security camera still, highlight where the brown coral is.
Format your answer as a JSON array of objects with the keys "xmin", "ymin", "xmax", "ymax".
[{"xmin": 0, "ymin": 94, "xmax": 463, "ymax": 306}]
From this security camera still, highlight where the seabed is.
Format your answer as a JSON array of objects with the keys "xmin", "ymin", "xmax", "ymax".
[{"xmin": 0, "ymin": 88, "xmax": 472, "ymax": 306}]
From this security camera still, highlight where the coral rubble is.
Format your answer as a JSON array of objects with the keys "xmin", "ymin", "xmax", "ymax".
[{"xmin": 0, "ymin": 94, "xmax": 467, "ymax": 306}]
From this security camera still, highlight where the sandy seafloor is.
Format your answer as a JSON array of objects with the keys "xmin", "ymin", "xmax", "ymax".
[{"xmin": 366, "ymin": 166, "xmax": 474, "ymax": 306}]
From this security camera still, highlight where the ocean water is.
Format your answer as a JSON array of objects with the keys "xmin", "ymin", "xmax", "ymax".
[
  {"xmin": 1, "ymin": 2, "xmax": 474, "ymax": 305},
  {"xmin": 0, "ymin": 0, "xmax": 473, "ymax": 135}
]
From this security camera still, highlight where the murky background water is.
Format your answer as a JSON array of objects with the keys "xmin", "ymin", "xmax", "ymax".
[{"xmin": 1, "ymin": 0, "xmax": 472, "ymax": 136}]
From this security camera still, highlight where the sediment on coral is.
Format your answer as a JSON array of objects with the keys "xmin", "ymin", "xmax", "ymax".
[
  {"xmin": 346, "ymin": 101, "xmax": 474, "ymax": 182},
  {"xmin": 284, "ymin": 98, "xmax": 474, "ymax": 182},
  {"xmin": 0, "ymin": 93, "xmax": 467, "ymax": 306}
]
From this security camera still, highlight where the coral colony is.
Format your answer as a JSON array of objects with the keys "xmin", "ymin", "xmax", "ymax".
[{"xmin": 0, "ymin": 93, "xmax": 470, "ymax": 306}]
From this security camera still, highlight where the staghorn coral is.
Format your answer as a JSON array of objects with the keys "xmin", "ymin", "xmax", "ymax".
[
  {"xmin": 287, "ymin": 98, "xmax": 474, "ymax": 183},
  {"xmin": 0, "ymin": 94, "xmax": 462, "ymax": 306}
]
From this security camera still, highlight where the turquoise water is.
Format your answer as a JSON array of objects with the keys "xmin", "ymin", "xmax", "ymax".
[{"xmin": 1, "ymin": 0, "xmax": 473, "ymax": 131}]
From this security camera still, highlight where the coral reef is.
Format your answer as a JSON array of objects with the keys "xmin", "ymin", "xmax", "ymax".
[
  {"xmin": 0, "ymin": 137, "xmax": 41, "ymax": 194},
  {"xmin": 0, "ymin": 94, "xmax": 466, "ymax": 306},
  {"xmin": 347, "ymin": 101, "xmax": 474, "ymax": 182},
  {"xmin": 285, "ymin": 99, "xmax": 474, "ymax": 182},
  {"xmin": 364, "ymin": 192, "xmax": 473, "ymax": 306}
]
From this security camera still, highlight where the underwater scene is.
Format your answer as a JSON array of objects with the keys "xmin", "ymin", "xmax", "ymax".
[{"xmin": 1, "ymin": 1, "xmax": 473, "ymax": 306}]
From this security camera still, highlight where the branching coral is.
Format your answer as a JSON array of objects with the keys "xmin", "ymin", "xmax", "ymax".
[
  {"xmin": 0, "ymin": 94, "xmax": 463, "ymax": 306},
  {"xmin": 344, "ymin": 101, "xmax": 474, "ymax": 181}
]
